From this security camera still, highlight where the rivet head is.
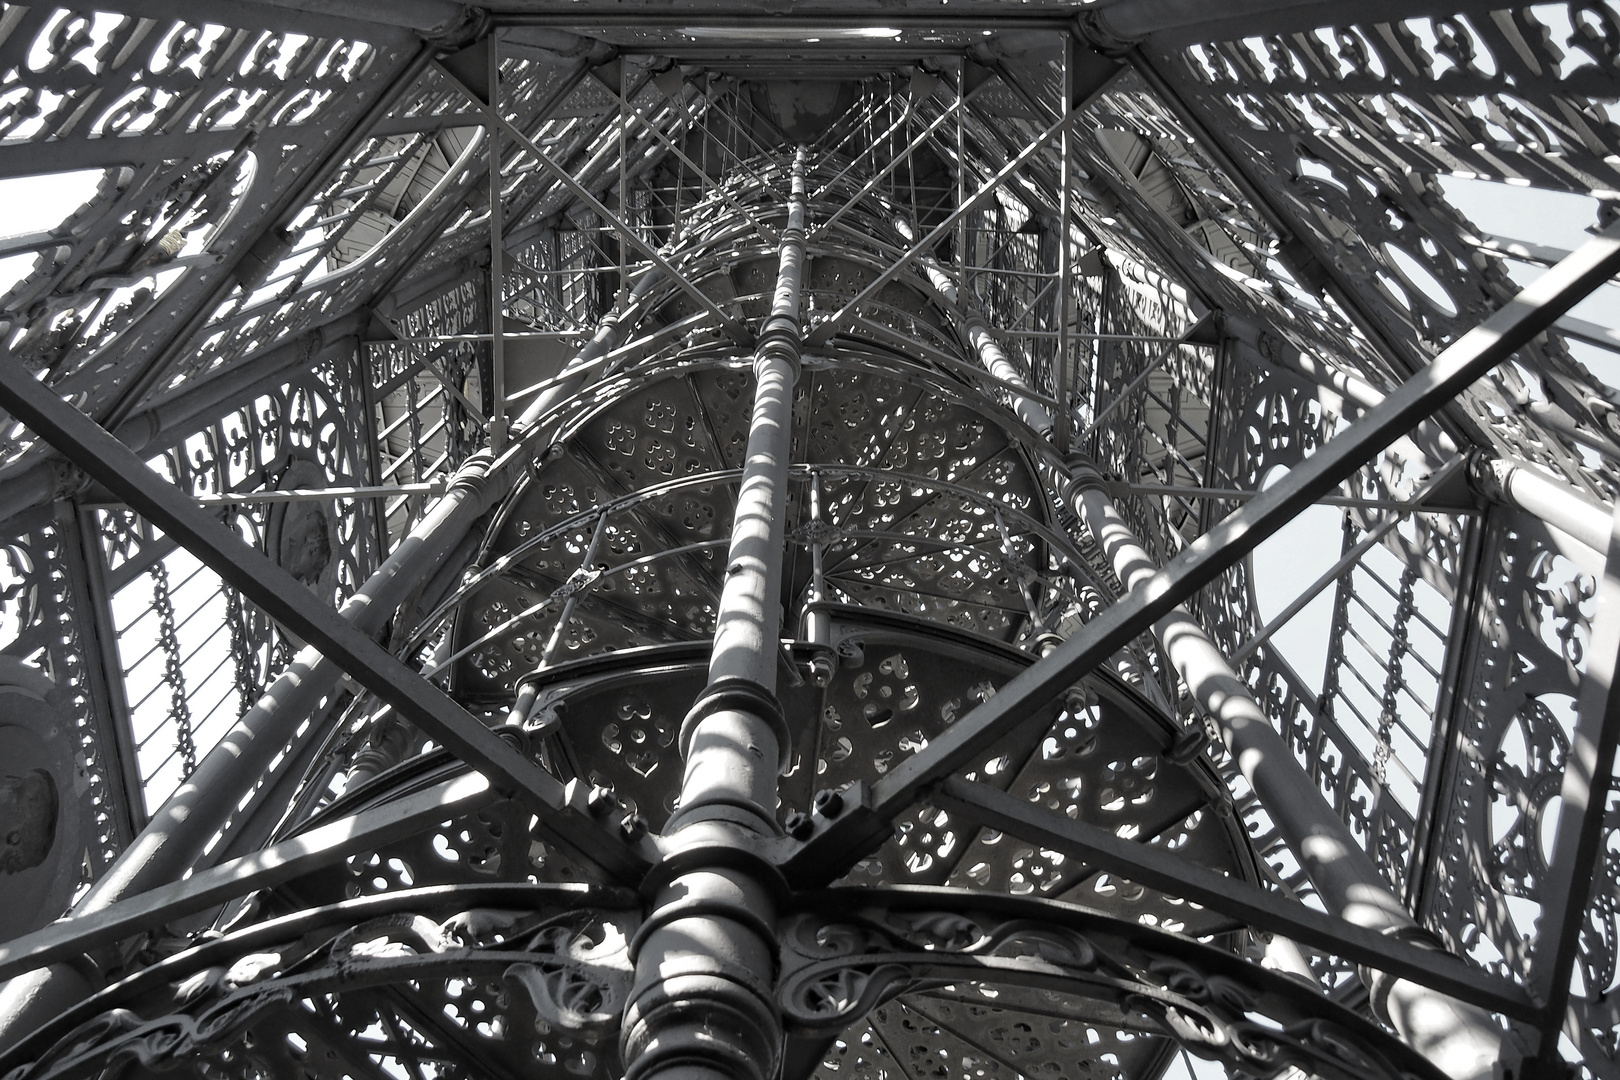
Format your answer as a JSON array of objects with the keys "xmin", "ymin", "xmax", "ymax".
[
  {"xmin": 785, "ymin": 811, "xmax": 814, "ymax": 840},
  {"xmin": 587, "ymin": 786, "xmax": 616, "ymax": 817}
]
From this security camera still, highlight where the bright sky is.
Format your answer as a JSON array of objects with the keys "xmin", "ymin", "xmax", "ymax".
[
  {"xmin": 1248, "ymin": 175, "xmax": 1614, "ymax": 691},
  {"xmin": 0, "ymin": 169, "xmax": 103, "ymax": 296}
]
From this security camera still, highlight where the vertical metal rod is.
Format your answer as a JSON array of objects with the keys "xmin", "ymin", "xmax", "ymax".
[
  {"xmin": 617, "ymin": 58, "xmax": 630, "ymax": 309},
  {"xmin": 805, "ymin": 471, "xmax": 830, "ymax": 645},
  {"xmin": 1053, "ymin": 32, "xmax": 1074, "ymax": 455},
  {"xmin": 993, "ymin": 506, "xmax": 1044, "ymax": 632},
  {"xmin": 67, "ymin": 505, "xmax": 147, "ymax": 838},
  {"xmin": 1062, "ymin": 456, "xmax": 1514, "ymax": 1080},
  {"xmin": 486, "ymin": 34, "xmax": 508, "ymax": 453},
  {"xmin": 1525, "ymin": 500, "xmax": 1620, "ymax": 1075},
  {"xmin": 955, "ymin": 59, "xmax": 967, "ymax": 281},
  {"xmin": 622, "ymin": 149, "xmax": 808, "ymax": 1080}
]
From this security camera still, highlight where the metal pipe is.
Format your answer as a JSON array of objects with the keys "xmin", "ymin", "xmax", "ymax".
[
  {"xmin": 622, "ymin": 149, "xmax": 808, "ymax": 1080},
  {"xmin": 1471, "ymin": 453, "xmax": 1613, "ymax": 554},
  {"xmin": 918, "ymin": 252, "xmax": 1054, "ymax": 437},
  {"xmin": 1063, "ymin": 456, "xmax": 1513, "ymax": 1080},
  {"xmin": 0, "ymin": 452, "xmax": 498, "ymax": 1051}
]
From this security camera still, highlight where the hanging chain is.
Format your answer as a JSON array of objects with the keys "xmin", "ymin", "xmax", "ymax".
[
  {"xmin": 148, "ymin": 560, "xmax": 198, "ymax": 776},
  {"xmin": 1375, "ymin": 563, "xmax": 1420, "ymax": 787}
]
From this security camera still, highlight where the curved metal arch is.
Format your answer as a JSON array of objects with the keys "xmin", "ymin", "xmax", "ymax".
[
  {"xmin": 0, "ymin": 883, "xmax": 636, "ymax": 1075},
  {"xmin": 779, "ymin": 886, "xmax": 1451, "ymax": 1080},
  {"xmin": 483, "ymin": 346, "xmax": 1073, "ymax": 530}
]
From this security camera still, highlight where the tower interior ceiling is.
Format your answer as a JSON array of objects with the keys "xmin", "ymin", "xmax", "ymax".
[{"xmin": 0, "ymin": 2, "xmax": 1619, "ymax": 1079}]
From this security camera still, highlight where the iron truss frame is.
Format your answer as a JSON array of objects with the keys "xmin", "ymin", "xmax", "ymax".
[{"xmin": 1, "ymin": 2, "xmax": 1619, "ymax": 1079}]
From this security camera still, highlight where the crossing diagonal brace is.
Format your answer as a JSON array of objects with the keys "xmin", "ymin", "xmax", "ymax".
[
  {"xmin": 0, "ymin": 350, "xmax": 654, "ymax": 886},
  {"xmin": 784, "ymin": 221, "xmax": 1620, "ymax": 886}
]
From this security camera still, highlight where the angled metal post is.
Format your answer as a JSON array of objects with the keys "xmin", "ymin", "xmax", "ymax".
[
  {"xmin": 0, "ymin": 773, "xmax": 498, "ymax": 984},
  {"xmin": 1062, "ymin": 455, "xmax": 1514, "ymax": 1078},
  {"xmin": 918, "ymin": 252, "xmax": 1053, "ymax": 437},
  {"xmin": 1470, "ymin": 453, "xmax": 1614, "ymax": 555},
  {"xmin": 0, "ymin": 356, "xmax": 652, "ymax": 882},
  {"xmin": 1523, "ymin": 499, "xmax": 1620, "ymax": 1076}
]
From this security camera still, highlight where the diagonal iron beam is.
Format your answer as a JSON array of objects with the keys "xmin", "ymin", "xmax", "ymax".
[
  {"xmin": 0, "ymin": 349, "xmax": 653, "ymax": 885},
  {"xmin": 434, "ymin": 60, "xmax": 753, "ymax": 346},
  {"xmin": 782, "ymin": 221, "xmax": 1620, "ymax": 887},
  {"xmin": 805, "ymin": 73, "xmax": 1119, "ymax": 348},
  {"xmin": 930, "ymin": 778, "xmax": 1538, "ymax": 1021},
  {"xmin": 1232, "ymin": 456, "xmax": 1467, "ymax": 663},
  {"xmin": 0, "ymin": 772, "xmax": 498, "ymax": 983}
]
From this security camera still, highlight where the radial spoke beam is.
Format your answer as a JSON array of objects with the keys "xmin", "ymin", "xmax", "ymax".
[{"xmin": 930, "ymin": 778, "xmax": 1535, "ymax": 1019}]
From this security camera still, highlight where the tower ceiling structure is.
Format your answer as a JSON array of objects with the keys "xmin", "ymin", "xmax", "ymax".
[{"xmin": 0, "ymin": 2, "xmax": 1618, "ymax": 1079}]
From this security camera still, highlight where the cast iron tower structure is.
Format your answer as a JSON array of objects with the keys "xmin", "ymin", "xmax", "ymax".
[{"xmin": 0, "ymin": 3, "xmax": 1618, "ymax": 1080}]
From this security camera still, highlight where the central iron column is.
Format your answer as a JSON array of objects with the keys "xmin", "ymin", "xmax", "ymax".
[{"xmin": 621, "ymin": 150, "xmax": 807, "ymax": 1080}]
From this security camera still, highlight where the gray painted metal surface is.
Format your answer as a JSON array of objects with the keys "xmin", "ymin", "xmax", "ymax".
[{"xmin": 0, "ymin": 5, "xmax": 1618, "ymax": 1079}]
